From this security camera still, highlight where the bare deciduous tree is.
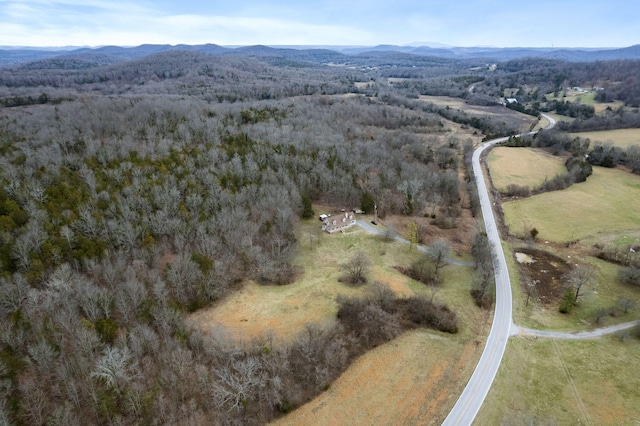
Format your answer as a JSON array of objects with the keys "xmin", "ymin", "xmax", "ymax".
[
  {"xmin": 428, "ymin": 239, "xmax": 451, "ymax": 276},
  {"xmin": 564, "ymin": 264, "xmax": 595, "ymax": 302},
  {"xmin": 340, "ymin": 252, "xmax": 371, "ymax": 285}
]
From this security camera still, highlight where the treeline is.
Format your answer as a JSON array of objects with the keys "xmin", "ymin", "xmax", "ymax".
[
  {"xmin": 556, "ymin": 107, "xmax": 640, "ymax": 132},
  {"xmin": 498, "ymin": 132, "xmax": 593, "ymax": 196},
  {"xmin": 474, "ymin": 58, "xmax": 640, "ymax": 107},
  {"xmin": 0, "ymin": 51, "xmax": 359, "ymax": 102}
]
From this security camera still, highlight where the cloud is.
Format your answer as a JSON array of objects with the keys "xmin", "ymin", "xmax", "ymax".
[{"xmin": 0, "ymin": 0, "xmax": 638, "ymax": 47}]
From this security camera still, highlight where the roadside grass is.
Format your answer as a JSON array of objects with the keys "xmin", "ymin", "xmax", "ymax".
[
  {"xmin": 502, "ymin": 166, "xmax": 640, "ymax": 243},
  {"xmin": 546, "ymin": 112, "xmax": 575, "ymax": 123},
  {"xmin": 488, "ymin": 147, "xmax": 566, "ymax": 191},
  {"xmin": 531, "ymin": 114, "xmax": 550, "ymax": 131},
  {"xmin": 476, "ymin": 335, "xmax": 640, "ymax": 425},
  {"xmin": 570, "ymin": 128, "xmax": 640, "ymax": 149}
]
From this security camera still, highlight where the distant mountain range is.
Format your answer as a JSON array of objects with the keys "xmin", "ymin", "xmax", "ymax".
[{"xmin": 2, "ymin": 43, "xmax": 640, "ymax": 67}]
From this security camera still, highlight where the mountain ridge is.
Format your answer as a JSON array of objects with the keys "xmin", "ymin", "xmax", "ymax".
[{"xmin": 2, "ymin": 43, "xmax": 640, "ymax": 67}]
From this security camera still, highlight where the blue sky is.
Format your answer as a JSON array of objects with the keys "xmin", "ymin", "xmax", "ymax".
[{"xmin": 1, "ymin": 0, "xmax": 639, "ymax": 48}]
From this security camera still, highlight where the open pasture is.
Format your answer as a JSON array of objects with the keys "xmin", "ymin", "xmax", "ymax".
[
  {"xmin": 488, "ymin": 147, "xmax": 566, "ymax": 191},
  {"xmin": 571, "ymin": 128, "xmax": 640, "ymax": 149},
  {"xmin": 476, "ymin": 336, "xmax": 640, "ymax": 425},
  {"xmin": 502, "ymin": 166, "xmax": 640, "ymax": 243}
]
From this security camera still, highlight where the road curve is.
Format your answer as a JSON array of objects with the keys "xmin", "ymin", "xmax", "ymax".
[{"xmin": 442, "ymin": 113, "xmax": 555, "ymax": 425}]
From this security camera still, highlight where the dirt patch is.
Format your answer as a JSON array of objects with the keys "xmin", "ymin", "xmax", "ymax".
[{"xmin": 513, "ymin": 247, "xmax": 571, "ymax": 304}]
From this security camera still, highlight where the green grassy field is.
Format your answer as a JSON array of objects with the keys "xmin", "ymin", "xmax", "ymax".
[
  {"xmin": 545, "ymin": 90, "xmax": 625, "ymax": 114},
  {"xmin": 571, "ymin": 128, "xmax": 640, "ymax": 149},
  {"xmin": 476, "ymin": 335, "xmax": 640, "ymax": 425},
  {"xmin": 488, "ymin": 147, "xmax": 566, "ymax": 191},
  {"xmin": 502, "ymin": 166, "xmax": 640, "ymax": 243}
]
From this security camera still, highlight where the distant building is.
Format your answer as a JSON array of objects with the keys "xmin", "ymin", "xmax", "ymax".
[
  {"xmin": 321, "ymin": 212, "xmax": 356, "ymax": 233},
  {"xmin": 506, "ymin": 98, "xmax": 518, "ymax": 104}
]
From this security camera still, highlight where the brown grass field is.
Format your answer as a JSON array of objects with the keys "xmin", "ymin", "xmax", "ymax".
[
  {"xmin": 188, "ymin": 214, "xmax": 489, "ymax": 424},
  {"xmin": 488, "ymin": 147, "xmax": 567, "ymax": 191},
  {"xmin": 571, "ymin": 128, "xmax": 640, "ymax": 149}
]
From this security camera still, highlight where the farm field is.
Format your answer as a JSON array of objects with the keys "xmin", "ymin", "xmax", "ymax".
[
  {"xmin": 501, "ymin": 166, "xmax": 640, "ymax": 243},
  {"xmin": 482, "ymin": 133, "xmax": 640, "ymax": 425},
  {"xmin": 488, "ymin": 147, "xmax": 566, "ymax": 191},
  {"xmin": 570, "ymin": 128, "xmax": 640, "ymax": 149},
  {"xmin": 476, "ymin": 336, "xmax": 640, "ymax": 425},
  {"xmin": 189, "ymin": 218, "xmax": 488, "ymax": 424}
]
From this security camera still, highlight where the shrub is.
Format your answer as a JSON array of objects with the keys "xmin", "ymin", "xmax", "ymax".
[{"xmin": 559, "ymin": 287, "xmax": 576, "ymax": 314}]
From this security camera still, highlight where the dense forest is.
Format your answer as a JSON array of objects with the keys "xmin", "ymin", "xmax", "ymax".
[{"xmin": 1, "ymin": 47, "xmax": 639, "ymax": 424}]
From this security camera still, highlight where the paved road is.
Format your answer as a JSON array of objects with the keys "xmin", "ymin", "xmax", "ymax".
[{"xmin": 442, "ymin": 113, "xmax": 556, "ymax": 425}]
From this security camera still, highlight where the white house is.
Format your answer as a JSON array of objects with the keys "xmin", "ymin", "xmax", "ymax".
[{"xmin": 322, "ymin": 212, "xmax": 356, "ymax": 233}]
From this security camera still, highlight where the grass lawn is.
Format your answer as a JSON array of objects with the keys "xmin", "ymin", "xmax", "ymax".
[
  {"xmin": 502, "ymin": 166, "xmax": 640, "ymax": 243},
  {"xmin": 488, "ymin": 147, "xmax": 566, "ymax": 191},
  {"xmin": 570, "ymin": 128, "xmax": 640, "ymax": 149},
  {"xmin": 476, "ymin": 335, "xmax": 640, "ymax": 425}
]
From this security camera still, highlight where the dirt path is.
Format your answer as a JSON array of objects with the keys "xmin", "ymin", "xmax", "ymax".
[{"xmin": 514, "ymin": 320, "xmax": 639, "ymax": 339}]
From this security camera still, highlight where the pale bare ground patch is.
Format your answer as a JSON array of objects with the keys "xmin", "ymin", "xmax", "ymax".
[
  {"xmin": 354, "ymin": 81, "xmax": 373, "ymax": 89},
  {"xmin": 488, "ymin": 147, "xmax": 566, "ymax": 191},
  {"xmin": 570, "ymin": 128, "xmax": 640, "ymax": 149},
  {"xmin": 274, "ymin": 330, "xmax": 485, "ymax": 426}
]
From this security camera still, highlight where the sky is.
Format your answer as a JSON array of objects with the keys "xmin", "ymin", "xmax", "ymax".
[{"xmin": 1, "ymin": 0, "xmax": 639, "ymax": 48}]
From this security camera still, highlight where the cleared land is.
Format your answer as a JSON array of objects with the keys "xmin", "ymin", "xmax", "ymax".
[
  {"xmin": 502, "ymin": 166, "xmax": 640, "ymax": 243},
  {"xmin": 512, "ymin": 248, "xmax": 640, "ymax": 331},
  {"xmin": 476, "ymin": 336, "xmax": 640, "ymax": 425},
  {"xmin": 418, "ymin": 95, "xmax": 538, "ymax": 133},
  {"xmin": 488, "ymin": 147, "xmax": 566, "ymax": 191},
  {"xmin": 276, "ymin": 328, "xmax": 483, "ymax": 426},
  {"xmin": 570, "ymin": 128, "xmax": 640, "ymax": 149},
  {"xmin": 545, "ymin": 89, "xmax": 625, "ymax": 114},
  {"xmin": 189, "ymin": 217, "xmax": 488, "ymax": 424}
]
